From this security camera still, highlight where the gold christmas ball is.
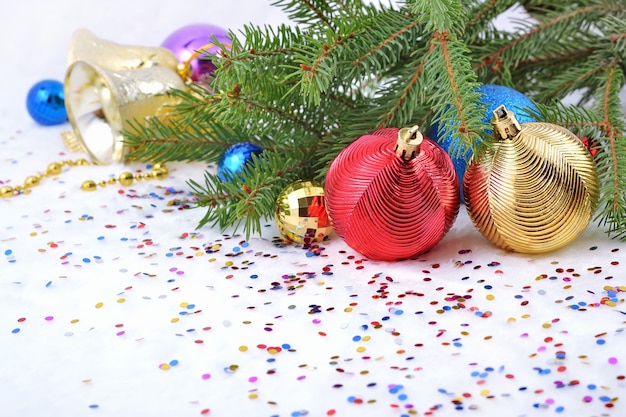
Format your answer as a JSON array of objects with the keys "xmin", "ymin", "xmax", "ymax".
[
  {"xmin": 274, "ymin": 180, "xmax": 333, "ymax": 244},
  {"xmin": 464, "ymin": 105, "xmax": 600, "ymax": 254}
]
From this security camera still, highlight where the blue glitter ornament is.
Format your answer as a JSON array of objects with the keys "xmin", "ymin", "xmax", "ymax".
[
  {"xmin": 26, "ymin": 80, "xmax": 68, "ymax": 125},
  {"xmin": 429, "ymin": 84, "xmax": 540, "ymax": 198},
  {"xmin": 217, "ymin": 143, "xmax": 265, "ymax": 181}
]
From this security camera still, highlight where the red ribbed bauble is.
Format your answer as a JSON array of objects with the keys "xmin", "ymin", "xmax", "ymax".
[{"xmin": 324, "ymin": 126, "xmax": 460, "ymax": 261}]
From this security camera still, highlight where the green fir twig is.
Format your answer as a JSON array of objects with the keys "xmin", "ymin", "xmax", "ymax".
[{"xmin": 124, "ymin": 0, "xmax": 626, "ymax": 241}]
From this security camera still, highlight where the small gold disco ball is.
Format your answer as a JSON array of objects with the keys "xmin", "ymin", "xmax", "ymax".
[
  {"xmin": 463, "ymin": 105, "xmax": 600, "ymax": 254},
  {"xmin": 274, "ymin": 180, "xmax": 333, "ymax": 244}
]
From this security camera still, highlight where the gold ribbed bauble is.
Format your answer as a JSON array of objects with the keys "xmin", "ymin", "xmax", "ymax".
[
  {"xmin": 274, "ymin": 180, "xmax": 333, "ymax": 244},
  {"xmin": 463, "ymin": 105, "xmax": 600, "ymax": 254}
]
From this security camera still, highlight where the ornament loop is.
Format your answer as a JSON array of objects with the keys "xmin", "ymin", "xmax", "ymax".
[
  {"xmin": 491, "ymin": 105, "xmax": 522, "ymax": 140},
  {"xmin": 177, "ymin": 42, "xmax": 232, "ymax": 82},
  {"xmin": 395, "ymin": 125, "xmax": 423, "ymax": 161}
]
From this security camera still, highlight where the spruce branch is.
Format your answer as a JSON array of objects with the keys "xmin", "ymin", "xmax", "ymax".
[
  {"xmin": 287, "ymin": 29, "xmax": 346, "ymax": 105},
  {"xmin": 593, "ymin": 63, "xmax": 626, "ymax": 240},
  {"xmin": 425, "ymin": 31, "xmax": 489, "ymax": 158},
  {"xmin": 534, "ymin": 61, "xmax": 626, "ymax": 242},
  {"xmin": 272, "ymin": 0, "xmax": 339, "ymax": 31},
  {"xmin": 228, "ymin": 23, "xmax": 304, "ymax": 60},
  {"xmin": 372, "ymin": 44, "xmax": 432, "ymax": 129},
  {"xmin": 533, "ymin": 58, "xmax": 606, "ymax": 103},
  {"xmin": 125, "ymin": 0, "xmax": 626, "ymax": 240},
  {"xmin": 410, "ymin": 0, "xmax": 467, "ymax": 36},
  {"xmin": 124, "ymin": 117, "xmax": 236, "ymax": 163},
  {"xmin": 475, "ymin": 3, "xmax": 606, "ymax": 80},
  {"xmin": 349, "ymin": 9, "xmax": 421, "ymax": 77},
  {"xmin": 189, "ymin": 151, "xmax": 306, "ymax": 238},
  {"xmin": 464, "ymin": 0, "xmax": 517, "ymax": 34}
]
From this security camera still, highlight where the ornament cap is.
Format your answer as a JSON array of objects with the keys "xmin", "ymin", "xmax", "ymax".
[
  {"xmin": 491, "ymin": 105, "xmax": 522, "ymax": 140},
  {"xmin": 395, "ymin": 125, "xmax": 423, "ymax": 161}
]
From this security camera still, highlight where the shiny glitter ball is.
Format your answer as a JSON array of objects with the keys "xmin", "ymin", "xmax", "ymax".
[
  {"xmin": 26, "ymin": 80, "xmax": 68, "ymax": 125},
  {"xmin": 217, "ymin": 143, "xmax": 264, "ymax": 181},
  {"xmin": 274, "ymin": 180, "xmax": 333, "ymax": 244},
  {"xmin": 429, "ymin": 84, "xmax": 539, "ymax": 197}
]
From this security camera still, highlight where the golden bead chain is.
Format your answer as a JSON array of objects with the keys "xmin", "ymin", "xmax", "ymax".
[
  {"xmin": 0, "ymin": 159, "xmax": 168, "ymax": 198},
  {"xmin": 80, "ymin": 163, "xmax": 169, "ymax": 191}
]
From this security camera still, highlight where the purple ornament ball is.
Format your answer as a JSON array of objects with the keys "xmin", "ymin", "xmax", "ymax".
[{"xmin": 161, "ymin": 24, "xmax": 230, "ymax": 81}]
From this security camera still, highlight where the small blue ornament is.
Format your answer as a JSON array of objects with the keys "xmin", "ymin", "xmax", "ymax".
[
  {"xmin": 429, "ymin": 84, "xmax": 540, "ymax": 199},
  {"xmin": 217, "ymin": 142, "xmax": 265, "ymax": 181},
  {"xmin": 26, "ymin": 80, "xmax": 68, "ymax": 125}
]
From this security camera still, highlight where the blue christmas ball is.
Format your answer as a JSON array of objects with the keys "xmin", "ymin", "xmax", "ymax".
[
  {"xmin": 26, "ymin": 80, "xmax": 68, "ymax": 125},
  {"xmin": 217, "ymin": 142, "xmax": 265, "ymax": 181},
  {"xmin": 429, "ymin": 84, "xmax": 540, "ymax": 199}
]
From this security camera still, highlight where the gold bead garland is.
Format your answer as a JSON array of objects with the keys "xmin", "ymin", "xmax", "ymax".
[
  {"xmin": 80, "ymin": 163, "xmax": 168, "ymax": 191},
  {"xmin": 0, "ymin": 159, "xmax": 168, "ymax": 198}
]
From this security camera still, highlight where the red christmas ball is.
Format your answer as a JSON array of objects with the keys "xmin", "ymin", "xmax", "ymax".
[{"xmin": 324, "ymin": 126, "xmax": 460, "ymax": 261}]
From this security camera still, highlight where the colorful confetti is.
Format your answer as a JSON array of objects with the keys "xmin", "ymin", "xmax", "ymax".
[{"xmin": 2, "ymin": 88, "xmax": 626, "ymax": 417}]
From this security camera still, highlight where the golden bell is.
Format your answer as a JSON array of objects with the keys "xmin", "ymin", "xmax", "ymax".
[
  {"xmin": 67, "ymin": 29, "xmax": 182, "ymax": 74},
  {"xmin": 274, "ymin": 180, "xmax": 333, "ymax": 244},
  {"xmin": 463, "ymin": 105, "xmax": 600, "ymax": 254},
  {"xmin": 64, "ymin": 60, "xmax": 186, "ymax": 165},
  {"xmin": 63, "ymin": 30, "xmax": 188, "ymax": 165}
]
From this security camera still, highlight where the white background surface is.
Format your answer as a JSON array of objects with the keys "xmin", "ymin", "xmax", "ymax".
[{"xmin": 1, "ymin": 2, "xmax": 626, "ymax": 417}]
